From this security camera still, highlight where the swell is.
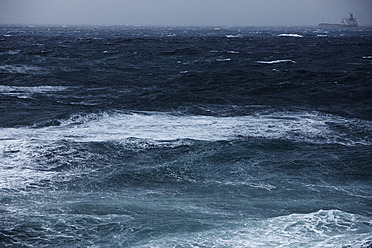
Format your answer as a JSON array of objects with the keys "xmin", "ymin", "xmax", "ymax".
[
  {"xmin": 1, "ymin": 191, "xmax": 371, "ymax": 248},
  {"xmin": 1, "ymin": 27, "xmax": 371, "ymax": 123}
]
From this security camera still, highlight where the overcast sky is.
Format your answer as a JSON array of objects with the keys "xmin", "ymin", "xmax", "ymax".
[{"xmin": 1, "ymin": 0, "xmax": 371, "ymax": 26}]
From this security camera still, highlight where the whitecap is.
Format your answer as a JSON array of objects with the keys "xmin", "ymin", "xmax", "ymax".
[
  {"xmin": 227, "ymin": 51, "xmax": 239, "ymax": 54},
  {"xmin": 16, "ymin": 95, "xmax": 33, "ymax": 99},
  {"xmin": 226, "ymin": 34, "xmax": 243, "ymax": 38},
  {"xmin": 0, "ymin": 111, "xmax": 370, "ymax": 146},
  {"xmin": 0, "ymin": 139, "xmax": 57, "ymax": 190},
  {"xmin": 362, "ymin": 56, "xmax": 372, "ymax": 59},
  {"xmin": 0, "ymin": 85, "xmax": 68, "ymax": 99},
  {"xmin": 278, "ymin": 33, "xmax": 303, "ymax": 38},
  {"xmin": 0, "ymin": 64, "xmax": 45, "ymax": 74},
  {"xmin": 0, "ymin": 85, "xmax": 68, "ymax": 93},
  {"xmin": 0, "ymin": 111, "xmax": 370, "ymax": 192},
  {"xmin": 256, "ymin": 59, "xmax": 296, "ymax": 64},
  {"xmin": 132, "ymin": 210, "xmax": 372, "ymax": 248},
  {"xmin": 216, "ymin": 58, "xmax": 231, "ymax": 62}
]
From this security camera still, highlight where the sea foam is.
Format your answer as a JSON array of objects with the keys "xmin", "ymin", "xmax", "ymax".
[
  {"xmin": 1, "ymin": 111, "xmax": 370, "ymax": 146},
  {"xmin": 133, "ymin": 210, "xmax": 372, "ymax": 248}
]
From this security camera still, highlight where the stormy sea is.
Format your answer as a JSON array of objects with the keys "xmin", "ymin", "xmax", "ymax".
[{"xmin": 0, "ymin": 25, "xmax": 371, "ymax": 247}]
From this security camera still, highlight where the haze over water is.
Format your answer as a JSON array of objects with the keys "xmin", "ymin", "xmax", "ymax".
[{"xmin": 1, "ymin": 0, "xmax": 372, "ymax": 26}]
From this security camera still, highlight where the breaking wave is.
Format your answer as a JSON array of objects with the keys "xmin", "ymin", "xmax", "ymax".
[
  {"xmin": 134, "ymin": 210, "xmax": 372, "ymax": 248},
  {"xmin": 1, "ymin": 111, "xmax": 370, "ymax": 145},
  {"xmin": 1, "ymin": 110, "xmax": 369, "ymax": 191}
]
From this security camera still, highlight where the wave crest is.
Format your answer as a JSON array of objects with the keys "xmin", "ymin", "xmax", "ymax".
[
  {"xmin": 278, "ymin": 33, "xmax": 303, "ymax": 38},
  {"xmin": 0, "ymin": 64, "xmax": 45, "ymax": 74},
  {"xmin": 256, "ymin": 59, "xmax": 296, "ymax": 64},
  {"xmin": 1, "ymin": 111, "xmax": 370, "ymax": 146},
  {"xmin": 134, "ymin": 210, "xmax": 372, "ymax": 248}
]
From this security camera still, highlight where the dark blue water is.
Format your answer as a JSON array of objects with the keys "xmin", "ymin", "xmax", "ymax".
[{"xmin": 1, "ymin": 25, "xmax": 372, "ymax": 247}]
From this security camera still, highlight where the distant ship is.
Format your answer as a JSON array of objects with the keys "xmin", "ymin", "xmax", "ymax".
[{"xmin": 318, "ymin": 12, "xmax": 358, "ymax": 27}]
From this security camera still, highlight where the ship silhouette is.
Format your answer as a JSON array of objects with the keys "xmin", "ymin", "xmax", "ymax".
[{"xmin": 319, "ymin": 12, "xmax": 358, "ymax": 27}]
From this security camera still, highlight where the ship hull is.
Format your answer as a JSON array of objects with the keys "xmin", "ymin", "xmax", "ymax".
[{"xmin": 318, "ymin": 23, "xmax": 358, "ymax": 28}]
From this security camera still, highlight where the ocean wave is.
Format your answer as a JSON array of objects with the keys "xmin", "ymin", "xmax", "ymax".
[
  {"xmin": 0, "ymin": 49, "xmax": 21, "ymax": 55},
  {"xmin": 0, "ymin": 139, "xmax": 57, "ymax": 190},
  {"xmin": 226, "ymin": 34, "xmax": 243, "ymax": 38},
  {"xmin": 226, "ymin": 51, "xmax": 239, "ymax": 54},
  {"xmin": 278, "ymin": 33, "xmax": 303, "ymax": 38},
  {"xmin": 0, "ymin": 108, "xmax": 370, "ymax": 190},
  {"xmin": 256, "ymin": 59, "xmax": 296, "ymax": 64},
  {"xmin": 212, "ymin": 180, "xmax": 276, "ymax": 191},
  {"xmin": 0, "ymin": 85, "xmax": 68, "ymax": 93},
  {"xmin": 1, "ymin": 111, "xmax": 370, "ymax": 146},
  {"xmin": 0, "ymin": 85, "xmax": 68, "ymax": 99},
  {"xmin": 0, "ymin": 64, "xmax": 46, "ymax": 74},
  {"xmin": 216, "ymin": 58, "xmax": 231, "ymax": 62},
  {"xmin": 134, "ymin": 210, "xmax": 372, "ymax": 247}
]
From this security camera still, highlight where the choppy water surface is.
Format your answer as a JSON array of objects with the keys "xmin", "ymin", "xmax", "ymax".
[{"xmin": 1, "ymin": 25, "xmax": 371, "ymax": 247}]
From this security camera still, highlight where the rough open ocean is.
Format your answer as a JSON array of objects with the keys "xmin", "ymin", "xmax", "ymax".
[{"xmin": 0, "ymin": 25, "xmax": 372, "ymax": 247}]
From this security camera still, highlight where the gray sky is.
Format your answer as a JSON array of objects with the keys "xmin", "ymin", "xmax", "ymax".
[{"xmin": 1, "ymin": 0, "xmax": 371, "ymax": 26}]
